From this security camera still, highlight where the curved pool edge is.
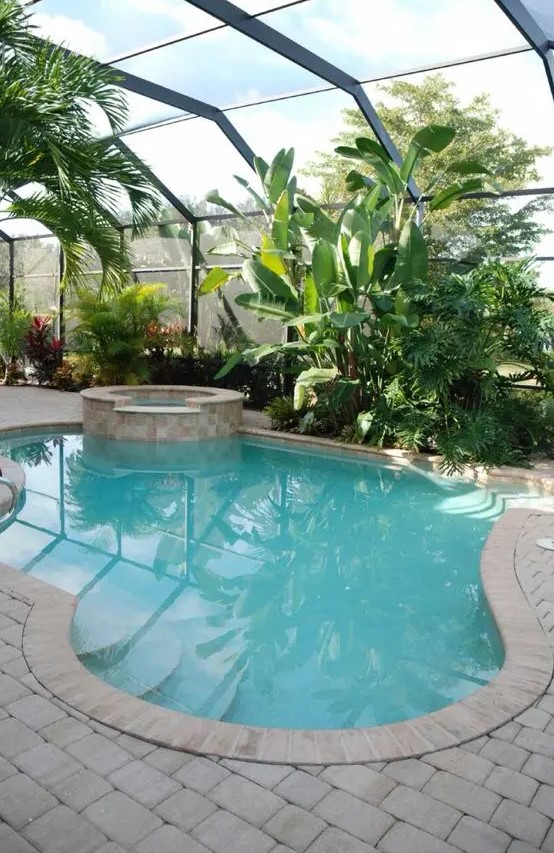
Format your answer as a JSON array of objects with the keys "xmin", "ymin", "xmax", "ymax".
[{"xmin": 2, "ymin": 508, "xmax": 550, "ymax": 765}]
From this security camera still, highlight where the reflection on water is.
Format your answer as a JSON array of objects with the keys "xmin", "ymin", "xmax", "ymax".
[{"xmin": 0, "ymin": 430, "xmax": 549, "ymax": 729}]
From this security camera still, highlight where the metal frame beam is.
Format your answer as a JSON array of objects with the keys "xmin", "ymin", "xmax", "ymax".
[
  {"xmin": 112, "ymin": 68, "xmax": 256, "ymax": 168},
  {"xmin": 184, "ymin": 0, "xmax": 419, "ymax": 199},
  {"xmin": 495, "ymin": 0, "xmax": 554, "ymax": 98}
]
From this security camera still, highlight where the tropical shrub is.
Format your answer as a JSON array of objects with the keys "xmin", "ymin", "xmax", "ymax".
[
  {"xmin": 0, "ymin": 0, "xmax": 160, "ymax": 293},
  {"xmin": 25, "ymin": 316, "xmax": 63, "ymax": 385},
  {"xmin": 72, "ymin": 283, "xmax": 178, "ymax": 385},
  {"xmin": 0, "ymin": 292, "xmax": 30, "ymax": 385},
  {"xmin": 200, "ymin": 134, "xmax": 554, "ymax": 470}
]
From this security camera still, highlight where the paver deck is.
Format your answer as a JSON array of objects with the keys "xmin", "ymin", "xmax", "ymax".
[{"xmin": 1, "ymin": 388, "xmax": 554, "ymax": 851}]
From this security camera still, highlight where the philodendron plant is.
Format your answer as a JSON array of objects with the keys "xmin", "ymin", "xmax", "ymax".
[{"xmin": 199, "ymin": 126, "xmax": 497, "ymax": 412}]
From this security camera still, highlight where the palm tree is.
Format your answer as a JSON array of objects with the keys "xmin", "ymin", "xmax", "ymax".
[{"xmin": 0, "ymin": 0, "xmax": 161, "ymax": 294}]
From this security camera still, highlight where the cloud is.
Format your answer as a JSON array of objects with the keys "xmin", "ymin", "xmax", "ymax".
[{"xmin": 32, "ymin": 13, "xmax": 109, "ymax": 58}]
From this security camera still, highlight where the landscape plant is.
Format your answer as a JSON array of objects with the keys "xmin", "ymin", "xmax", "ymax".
[
  {"xmin": 0, "ymin": 292, "xmax": 30, "ymax": 384},
  {"xmin": 25, "ymin": 315, "xmax": 63, "ymax": 385},
  {"xmin": 72, "ymin": 283, "xmax": 178, "ymax": 385},
  {"xmin": 200, "ymin": 131, "xmax": 554, "ymax": 471},
  {"xmin": 0, "ymin": 0, "xmax": 161, "ymax": 292}
]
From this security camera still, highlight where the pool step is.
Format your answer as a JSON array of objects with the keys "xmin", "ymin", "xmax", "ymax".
[
  {"xmin": 151, "ymin": 620, "xmax": 246, "ymax": 718},
  {"xmin": 82, "ymin": 624, "xmax": 182, "ymax": 698}
]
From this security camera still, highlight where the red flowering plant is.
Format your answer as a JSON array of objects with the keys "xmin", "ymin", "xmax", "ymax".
[{"xmin": 25, "ymin": 316, "xmax": 64, "ymax": 385}]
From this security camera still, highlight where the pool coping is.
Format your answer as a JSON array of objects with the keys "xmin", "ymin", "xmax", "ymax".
[{"xmin": 1, "ymin": 420, "xmax": 554, "ymax": 762}]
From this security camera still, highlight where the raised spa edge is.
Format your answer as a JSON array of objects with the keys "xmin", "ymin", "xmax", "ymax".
[{"xmin": 81, "ymin": 385, "xmax": 244, "ymax": 442}]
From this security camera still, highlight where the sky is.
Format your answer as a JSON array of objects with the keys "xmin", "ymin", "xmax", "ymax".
[{"xmin": 7, "ymin": 0, "xmax": 554, "ymax": 260}]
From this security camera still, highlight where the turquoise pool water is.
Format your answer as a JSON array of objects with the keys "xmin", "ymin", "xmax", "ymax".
[{"xmin": 1, "ymin": 429, "xmax": 548, "ymax": 730}]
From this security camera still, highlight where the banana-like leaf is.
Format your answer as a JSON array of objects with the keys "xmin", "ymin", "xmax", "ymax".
[
  {"xmin": 400, "ymin": 125, "xmax": 456, "ymax": 184},
  {"xmin": 303, "ymin": 273, "xmax": 319, "ymax": 315},
  {"xmin": 340, "ymin": 207, "xmax": 370, "ymax": 241},
  {"xmin": 429, "ymin": 177, "xmax": 485, "ymax": 211},
  {"xmin": 264, "ymin": 148, "xmax": 294, "ymax": 204},
  {"xmin": 355, "ymin": 137, "xmax": 393, "ymax": 164},
  {"xmin": 234, "ymin": 174, "xmax": 269, "ymax": 211},
  {"xmin": 321, "ymin": 281, "xmax": 350, "ymax": 299},
  {"xmin": 411, "ymin": 125, "xmax": 456, "ymax": 153},
  {"xmin": 372, "ymin": 246, "xmax": 397, "ymax": 284},
  {"xmin": 295, "ymin": 193, "xmax": 336, "ymax": 241},
  {"xmin": 198, "ymin": 267, "xmax": 231, "ymax": 295},
  {"xmin": 446, "ymin": 160, "xmax": 491, "ymax": 177},
  {"xmin": 345, "ymin": 170, "xmax": 375, "ymax": 192},
  {"xmin": 349, "ymin": 231, "xmax": 374, "ymax": 289},
  {"xmin": 242, "ymin": 258, "xmax": 298, "ymax": 304},
  {"xmin": 334, "ymin": 145, "xmax": 365, "ymax": 162},
  {"xmin": 235, "ymin": 292, "xmax": 296, "ymax": 319},
  {"xmin": 353, "ymin": 138, "xmax": 404, "ymax": 194},
  {"xmin": 296, "ymin": 366, "xmax": 340, "ymax": 386},
  {"xmin": 243, "ymin": 343, "xmax": 285, "ymax": 363},
  {"xmin": 395, "ymin": 220, "xmax": 428, "ymax": 284},
  {"xmin": 284, "ymin": 313, "xmax": 325, "ymax": 326},
  {"xmin": 260, "ymin": 234, "xmax": 287, "ymax": 276},
  {"xmin": 253, "ymin": 156, "xmax": 269, "ymax": 185},
  {"xmin": 329, "ymin": 311, "xmax": 371, "ymax": 329},
  {"xmin": 205, "ymin": 190, "xmax": 246, "ymax": 219},
  {"xmin": 214, "ymin": 350, "xmax": 242, "ymax": 379},
  {"xmin": 312, "ymin": 240, "xmax": 338, "ymax": 293},
  {"xmin": 271, "ymin": 190, "xmax": 289, "ymax": 251}
]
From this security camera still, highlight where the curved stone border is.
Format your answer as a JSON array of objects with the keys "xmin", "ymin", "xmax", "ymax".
[
  {"xmin": 81, "ymin": 385, "xmax": 243, "ymax": 442},
  {"xmin": 239, "ymin": 426, "xmax": 554, "ymax": 494},
  {"xmin": 0, "ymin": 455, "xmax": 25, "ymax": 516},
  {"xmin": 0, "ymin": 509, "xmax": 547, "ymax": 764}
]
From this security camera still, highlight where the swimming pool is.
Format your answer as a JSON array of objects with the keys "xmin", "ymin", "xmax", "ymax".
[{"xmin": 1, "ymin": 429, "xmax": 550, "ymax": 730}]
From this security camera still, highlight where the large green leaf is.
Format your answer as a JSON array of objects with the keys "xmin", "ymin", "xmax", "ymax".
[
  {"xmin": 312, "ymin": 240, "xmax": 338, "ymax": 292},
  {"xmin": 400, "ymin": 125, "xmax": 456, "ymax": 184},
  {"xmin": 242, "ymin": 259, "xmax": 298, "ymax": 304},
  {"xmin": 264, "ymin": 148, "xmax": 294, "ymax": 204},
  {"xmin": 214, "ymin": 350, "xmax": 242, "ymax": 379},
  {"xmin": 235, "ymin": 292, "xmax": 296, "ymax": 319},
  {"xmin": 349, "ymin": 231, "xmax": 374, "ymax": 289},
  {"xmin": 395, "ymin": 221, "xmax": 428, "ymax": 284},
  {"xmin": 295, "ymin": 194, "xmax": 336, "ymax": 241},
  {"xmin": 329, "ymin": 311, "xmax": 370, "ymax": 329},
  {"xmin": 446, "ymin": 160, "xmax": 491, "ymax": 177},
  {"xmin": 271, "ymin": 190, "xmax": 289, "ymax": 251},
  {"xmin": 234, "ymin": 175, "xmax": 269, "ymax": 211},
  {"xmin": 253, "ymin": 156, "xmax": 269, "ymax": 185},
  {"xmin": 334, "ymin": 145, "xmax": 365, "ymax": 162},
  {"xmin": 296, "ymin": 366, "xmax": 339, "ymax": 386},
  {"xmin": 345, "ymin": 170, "xmax": 375, "ymax": 193},
  {"xmin": 429, "ymin": 177, "xmax": 485, "ymax": 211},
  {"xmin": 303, "ymin": 273, "xmax": 319, "ymax": 315},
  {"xmin": 260, "ymin": 234, "xmax": 287, "ymax": 276},
  {"xmin": 353, "ymin": 138, "xmax": 404, "ymax": 194},
  {"xmin": 205, "ymin": 190, "xmax": 245, "ymax": 219},
  {"xmin": 198, "ymin": 267, "xmax": 231, "ymax": 295},
  {"xmin": 372, "ymin": 246, "xmax": 397, "ymax": 285},
  {"xmin": 284, "ymin": 313, "xmax": 325, "ymax": 327},
  {"xmin": 411, "ymin": 125, "xmax": 456, "ymax": 153},
  {"xmin": 355, "ymin": 137, "xmax": 393, "ymax": 164}
]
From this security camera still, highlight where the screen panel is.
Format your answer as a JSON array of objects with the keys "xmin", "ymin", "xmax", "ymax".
[{"xmin": 260, "ymin": 0, "xmax": 525, "ymax": 82}]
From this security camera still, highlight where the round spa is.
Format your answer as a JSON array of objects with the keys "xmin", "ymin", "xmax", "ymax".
[{"xmin": 81, "ymin": 385, "xmax": 243, "ymax": 442}]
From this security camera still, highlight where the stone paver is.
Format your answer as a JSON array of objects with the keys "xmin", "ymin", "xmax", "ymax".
[
  {"xmin": 22, "ymin": 803, "xmax": 107, "ymax": 853},
  {"xmin": 264, "ymin": 804, "xmax": 327, "ymax": 851},
  {"xmin": 314, "ymin": 789, "xmax": 393, "ymax": 845},
  {"xmin": 108, "ymin": 759, "xmax": 180, "ymax": 808},
  {"xmin": 192, "ymin": 809, "xmax": 275, "ymax": 853},
  {"xmin": 448, "ymin": 815, "xmax": 511, "ymax": 853},
  {"xmin": 0, "ymin": 445, "xmax": 553, "ymax": 851},
  {"xmin": 83, "ymin": 791, "xmax": 163, "ymax": 846}
]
